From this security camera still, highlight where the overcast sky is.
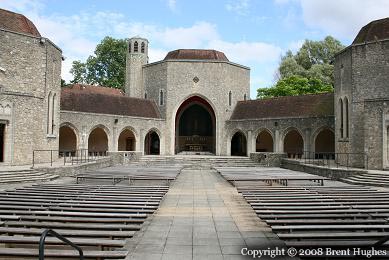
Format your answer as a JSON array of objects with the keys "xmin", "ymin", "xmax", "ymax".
[{"xmin": 1, "ymin": 0, "xmax": 388, "ymax": 98}]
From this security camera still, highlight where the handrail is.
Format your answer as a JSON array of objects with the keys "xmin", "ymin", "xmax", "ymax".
[
  {"xmin": 39, "ymin": 229, "xmax": 84, "ymax": 260},
  {"xmin": 32, "ymin": 149, "xmax": 107, "ymax": 167}
]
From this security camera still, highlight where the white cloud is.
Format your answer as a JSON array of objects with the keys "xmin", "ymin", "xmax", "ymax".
[
  {"xmin": 225, "ymin": 0, "xmax": 250, "ymax": 16},
  {"xmin": 299, "ymin": 0, "xmax": 389, "ymax": 40},
  {"xmin": 287, "ymin": 39, "xmax": 304, "ymax": 53},
  {"xmin": 167, "ymin": 0, "xmax": 177, "ymax": 11}
]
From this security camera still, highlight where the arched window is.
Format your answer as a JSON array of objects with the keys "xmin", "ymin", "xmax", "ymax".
[
  {"xmin": 134, "ymin": 41, "xmax": 138, "ymax": 52},
  {"xmin": 229, "ymin": 91, "xmax": 232, "ymax": 106},
  {"xmin": 51, "ymin": 93, "xmax": 56, "ymax": 134},
  {"xmin": 339, "ymin": 98, "xmax": 343, "ymax": 138},
  {"xmin": 47, "ymin": 92, "xmax": 52, "ymax": 134},
  {"xmin": 144, "ymin": 92, "xmax": 148, "ymax": 99},
  {"xmin": 244, "ymin": 94, "xmax": 247, "ymax": 101},
  {"xmin": 159, "ymin": 90, "xmax": 164, "ymax": 106},
  {"xmin": 344, "ymin": 97, "xmax": 349, "ymax": 138},
  {"xmin": 141, "ymin": 42, "xmax": 145, "ymax": 53},
  {"xmin": 128, "ymin": 42, "xmax": 131, "ymax": 53}
]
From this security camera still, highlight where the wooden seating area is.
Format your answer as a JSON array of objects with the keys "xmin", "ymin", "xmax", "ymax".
[
  {"xmin": 77, "ymin": 166, "xmax": 181, "ymax": 185},
  {"xmin": 0, "ymin": 183, "xmax": 169, "ymax": 259},
  {"xmin": 236, "ymin": 184, "xmax": 389, "ymax": 251}
]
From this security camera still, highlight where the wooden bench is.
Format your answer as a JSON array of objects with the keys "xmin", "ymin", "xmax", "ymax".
[
  {"xmin": 272, "ymin": 224, "xmax": 389, "ymax": 232},
  {"xmin": 4, "ymin": 221, "xmax": 141, "ymax": 231}
]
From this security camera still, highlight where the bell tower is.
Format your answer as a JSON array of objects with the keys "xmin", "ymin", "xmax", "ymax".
[{"xmin": 125, "ymin": 37, "xmax": 148, "ymax": 97}]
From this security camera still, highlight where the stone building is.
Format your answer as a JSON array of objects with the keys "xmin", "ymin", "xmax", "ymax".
[
  {"xmin": 334, "ymin": 18, "xmax": 389, "ymax": 170},
  {"xmin": 1, "ymin": 8, "xmax": 387, "ymax": 170},
  {"xmin": 0, "ymin": 8, "xmax": 62, "ymax": 165}
]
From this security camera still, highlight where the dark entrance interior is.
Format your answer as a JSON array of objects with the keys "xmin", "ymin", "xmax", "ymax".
[
  {"xmin": 175, "ymin": 96, "xmax": 215, "ymax": 154},
  {"xmin": 0, "ymin": 124, "xmax": 4, "ymax": 162},
  {"xmin": 231, "ymin": 132, "xmax": 247, "ymax": 156},
  {"xmin": 145, "ymin": 131, "xmax": 160, "ymax": 155}
]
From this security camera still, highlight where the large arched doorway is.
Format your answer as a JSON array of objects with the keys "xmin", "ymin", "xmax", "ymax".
[
  {"xmin": 315, "ymin": 129, "xmax": 335, "ymax": 153},
  {"xmin": 145, "ymin": 131, "xmax": 160, "ymax": 155},
  {"xmin": 175, "ymin": 96, "xmax": 216, "ymax": 154},
  {"xmin": 118, "ymin": 128, "xmax": 136, "ymax": 151},
  {"xmin": 284, "ymin": 129, "xmax": 304, "ymax": 158},
  {"xmin": 231, "ymin": 131, "xmax": 247, "ymax": 156},
  {"xmin": 59, "ymin": 125, "xmax": 77, "ymax": 154},
  {"xmin": 256, "ymin": 130, "xmax": 273, "ymax": 152},
  {"xmin": 88, "ymin": 127, "xmax": 108, "ymax": 155}
]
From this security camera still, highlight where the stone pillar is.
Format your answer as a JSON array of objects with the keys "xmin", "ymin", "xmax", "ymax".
[
  {"xmin": 112, "ymin": 126, "xmax": 118, "ymax": 151},
  {"xmin": 81, "ymin": 126, "xmax": 87, "ymax": 150},
  {"xmin": 247, "ymin": 130, "xmax": 253, "ymax": 155},
  {"xmin": 274, "ymin": 129, "xmax": 281, "ymax": 152},
  {"xmin": 304, "ymin": 128, "xmax": 311, "ymax": 158}
]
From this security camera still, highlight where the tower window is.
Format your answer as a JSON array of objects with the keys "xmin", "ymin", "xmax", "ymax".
[
  {"xmin": 134, "ymin": 41, "xmax": 138, "ymax": 52},
  {"xmin": 344, "ymin": 97, "xmax": 349, "ymax": 138},
  {"xmin": 141, "ymin": 42, "xmax": 145, "ymax": 53},
  {"xmin": 129, "ymin": 42, "xmax": 131, "ymax": 53},
  {"xmin": 339, "ymin": 98, "xmax": 343, "ymax": 138},
  {"xmin": 229, "ymin": 91, "xmax": 232, "ymax": 106},
  {"xmin": 144, "ymin": 92, "xmax": 148, "ymax": 99},
  {"xmin": 159, "ymin": 90, "xmax": 164, "ymax": 106},
  {"xmin": 244, "ymin": 94, "xmax": 247, "ymax": 101}
]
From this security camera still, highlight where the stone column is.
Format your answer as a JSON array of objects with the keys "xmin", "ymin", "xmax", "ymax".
[
  {"xmin": 247, "ymin": 130, "xmax": 253, "ymax": 155},
  {"xmin": 112, "ymin": 126, "xmax": 118, "ymax": 151},
  {"xmin": 304, "ymin": 128, "xmax": 311, "ymax": 158},
  {"xmin": 274, "ymin": 129, "xmax": 281, "ymax": 152}
]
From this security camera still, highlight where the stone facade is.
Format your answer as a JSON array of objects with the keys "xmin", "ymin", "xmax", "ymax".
[{"xmin": 0, "ymin": 28, "xmax": 62, "ymax": 165}]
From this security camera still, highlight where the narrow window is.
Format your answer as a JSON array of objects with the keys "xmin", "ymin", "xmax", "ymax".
[
  {"xmin": 51, "ymin": 93, "xmax": 56, "ymax": 134},
  {"xmin": 134, "ymin": 41, "xmax": 138, "ymax": 52},
  {"xmin": 344, "ymin": 97, "xmax": 349, "ymax": 138},
  {"xmin": 244, "ymin": 94, "xmax": 247, "ymax": 101},
  {"xmin": 129, "ymin": 42, "xmax": 131, "ymax": 53},
  {"xmin": 47, "ymin": 92, "xmax": 52, "ymax": 134},
  {"xmin": 339, "ymin": 98, "xmax": 343, "ymax": 138},
  {"xmin": 229, "ymin": 91, "xmax": 232, "ymax": 106},
  {"xmin": 144, "ymin": 92, "xmax": 148, "ymax": 99},
  {"xmin": 159, "ymin": 90, "xmax": 164, "ymax": 106},
  {"xmin": 141, "ymin": 42, "xmax": 145, "ymax": 53}
]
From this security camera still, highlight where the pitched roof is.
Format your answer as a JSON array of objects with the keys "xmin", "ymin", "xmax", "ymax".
[
  {"xmin": 0, "ymin": 8, "xmax": 41, "ymax": 37},
  {"xmin": 164, "ymin": 49, "xmax": 229, "ymax": 61},
  {"xmin": 230, "ymin": 92, "xmax": 334, "ymax": 120},
  {"xmin": 61, "ymin": 84, "xmax": 161, "ymax": 118},
  {"xmin": 353, "ymin": 17, "xmax": 389, "ymax": 44}
]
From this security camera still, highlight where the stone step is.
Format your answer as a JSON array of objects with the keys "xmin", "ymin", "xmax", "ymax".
[
  {"xmin": 341, "ymin": 177, "xmax": 389, "ymax": 187},
  {"xmin": 0, "ymin": 171, "xmax": 59, "ymax": 184}
]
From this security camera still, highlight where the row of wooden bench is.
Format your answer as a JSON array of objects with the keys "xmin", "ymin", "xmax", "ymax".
[{"xmin": 0, "ymin": 183, "xmax": 170, "ymax": 259}]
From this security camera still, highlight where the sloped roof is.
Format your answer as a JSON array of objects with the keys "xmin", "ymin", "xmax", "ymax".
[
  {"xmin": 61, "ymin": 84, "xmax": 161, "ymax": 118},
  {"xmin": 164, "ymin": 49, "xmax": 229, "ymax": 61},
  {"xmin": 230, "ymin": 92, "xmax": 334, "ymax": 120},
  {"xmin": 353, "ymin": 17, "xmax": 389, "ymax": 44},
  {"xmin": 0, "ymin": 8, "xmax": 41, "ymax": 37}
]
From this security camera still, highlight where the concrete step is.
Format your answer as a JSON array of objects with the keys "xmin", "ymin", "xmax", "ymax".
[
  {"xmin": 0, "ymin": 170, "xmax": 59, "ymax": 184},
  {"xmin": 342, "ymin": 173, "xmax": 389, "ymax": 187}
]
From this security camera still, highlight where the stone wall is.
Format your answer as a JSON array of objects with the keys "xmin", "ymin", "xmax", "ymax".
[
  {"xmin": 0, "ymin": 29, "xmax": 61, "ymax": 165},
  {"xmin": 108, "ymin": 151, "xmax": 142, "ymax": 165},
  {"xmin": 250, "ymin": 152, "xmax": 286, "ymax": 167}
]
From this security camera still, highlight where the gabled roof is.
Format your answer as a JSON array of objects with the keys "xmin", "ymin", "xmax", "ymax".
[
  {"xmin": 230, "ymin": 92, "xmax": 334, "ymax": 120},
  {"xmin": 0, "ymin": 8, "xmax": 41, "ymax": 37},
  {"xmin": 164, "ymin": 49, "xmax": 229, "ymax": 61},
  {"xmin": 353, "ymin": 17, "xmax": 389, "ymax": 44},
  {"xmin": 61, "ymin": 84, "xmax": 161, "ymax": 118}
]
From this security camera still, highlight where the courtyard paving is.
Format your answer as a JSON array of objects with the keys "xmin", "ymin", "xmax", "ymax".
[{"xmin": 124, "ymin": 168, "xmax": 289, "ymax": 260}]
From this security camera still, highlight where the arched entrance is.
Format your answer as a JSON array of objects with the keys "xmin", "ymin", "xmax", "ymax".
[
  {"xmin": 145, "ymin": 131, "xmax": 160, "ymax": 155},
  {"xmin": 0, "ymin": 124, "xmax": 5, "ymax": 162},
  {"xmin": 175, "ymin": 96, "xmax": 216, "ymax": 154},
  {"xmin": 256, "ymin": 130, "xmax": 273, "ymax": 152},
  {"xmin": 315, "ymin": 128, "xmax": 335, "ymax": 153},
  {"xmin": 284, "ymin": 129, "xmax": 303, "ymax": 158},
  {"xmin": 59, "ymin": 125, "xmax": 77, "ymax": 153},
  {"xmin": 88, "ymin": 127, "xmax": 108, "ymax": 154},
  {"xmin": 231, "ymin": 131, "xmax": 247, "ymax": 156},
  {"xmin": 118, "ymin": 129, "xmax": 136, "ymax": 151}
]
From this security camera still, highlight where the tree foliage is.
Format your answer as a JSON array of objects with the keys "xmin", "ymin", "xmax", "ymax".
[
  {"xmin": 70, "ymin": 36, "xmax": 127, "ymax": 89},
  {"xmin": 257, "ymin": 36, "xmax": 345, "ymax": 99}
]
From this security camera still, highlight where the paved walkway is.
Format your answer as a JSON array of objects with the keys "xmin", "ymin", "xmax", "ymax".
[{"xmin": 125, "ymin": 168, "xmax": 288, "ymax": 260}]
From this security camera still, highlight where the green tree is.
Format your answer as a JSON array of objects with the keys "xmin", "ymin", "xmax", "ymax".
[
  {"xmin": 70, "ymin": 36, "xmax": 127, "ymax": 89},
  {"xmin": 257, "ymin": 36, "xmax": 345, "ymax": 99}
]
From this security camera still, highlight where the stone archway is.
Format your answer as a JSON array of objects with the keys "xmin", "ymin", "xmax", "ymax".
[
  {"xmin": 256, "ymin": 130, "xmax": 273, "ymax": 152},
  {"xmin": 118, "ymin": 128, "xmax": 136, "ymax": 151},
  {"xmin": 284, "ymin": 129, "xmax": 304, "ymax": 158},
  {"xmin": 175, "ymin": 96, "xmax": 216, "ymax": 154},
  {"xmin": 315, "ymin": 128, "xmax": 335, "ymax": 155},
  {"xmin": 145, "ymin": 130, "xmax": 160, "ymax": 155},
  {"xmin": 231, "ymin": 131, "xmax": 247, "ymax": 156},
  {"xmin": 88, "ymin": 127, "xmax": 108, "ymax": 154},
  {"xmin": 59, "ymin": 125, "xmax": 77, "ymax": 153}
]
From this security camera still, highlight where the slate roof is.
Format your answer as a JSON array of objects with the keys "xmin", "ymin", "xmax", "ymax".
[
  {"xmin": 61, "ymin": 84, "xmax": 161, "ymax": 118},
  {"xmin": 353, "ymin": 17, "xmax": 389, "ymax": 44},
  {"xmin": 230, "ymin": 92, "xmax": 334, "ymax": 120},
  {"xmin": 164, "ymin": 49, "xmax": 229, "ymax": 61},
  {"xmin": 0, "ymin": 8, "xmax": 41, "ymax": 37}
]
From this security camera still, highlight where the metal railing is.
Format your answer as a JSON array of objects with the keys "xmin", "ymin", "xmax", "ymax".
[
  {"xmin": 39, "ymin": 229, "xmax": 84, "ymax": 260},
  {"xmin": 301, "ymin": 151, "xmax": 368, "ymax": 170},
  {"xmin": 32, "ymin": 149, "xmax": 107, "ymax": 167}
]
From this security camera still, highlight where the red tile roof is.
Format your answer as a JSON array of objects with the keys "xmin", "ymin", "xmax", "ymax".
[
  {"xmin": 353, "ymin": 17, "xmax": 389, "ymax": 44},
  {"xmin": 230, "ymin": 92, "xmax": 334, "ymax": 120},
  {"xmin": 0, "ymin": 8, "xmax": 41, "ymax": 37},
  {"xmin": 61, "ymin": 84, "xmax": 161, "ymax": 118},
  {"xmin": 164, "ymin": 49, "xmax": 229, "ymax": 61}
]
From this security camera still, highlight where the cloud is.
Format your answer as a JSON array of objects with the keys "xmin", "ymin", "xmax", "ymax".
[
  {"xmin": 298, "ymin": 0, "xmax": 389, "ymax": 40},
  {"xmin": 167, "ymin": 0, "xmax": 177, "ymax": 12},
  {"xmin": 225, "ymin": 0, "xmax": 251, "ymax": 16}
]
